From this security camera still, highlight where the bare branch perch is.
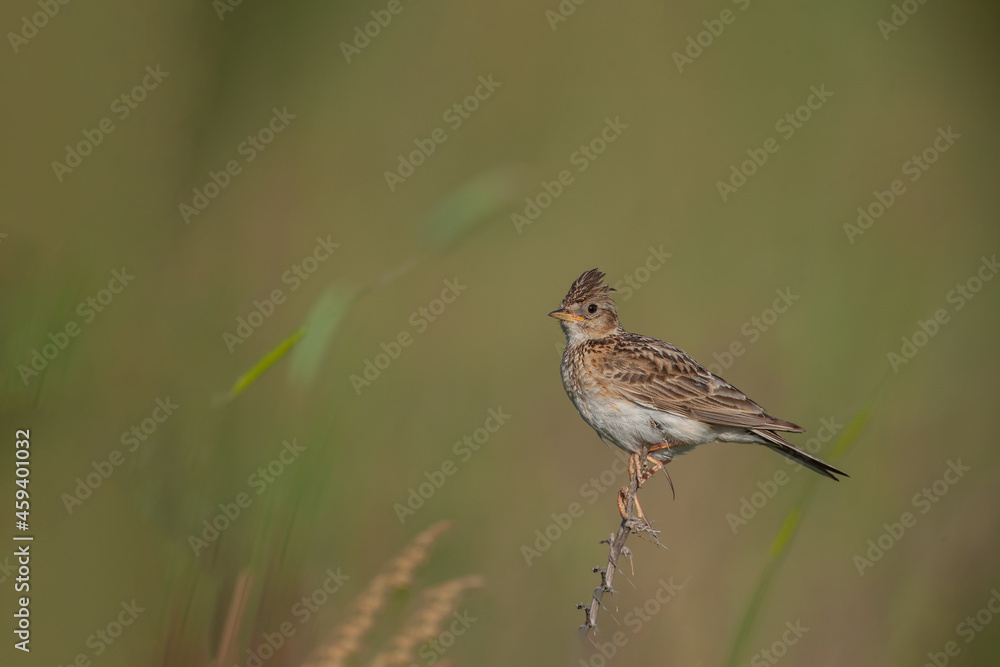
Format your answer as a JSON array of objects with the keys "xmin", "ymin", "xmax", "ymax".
[{"xmin": 578, "ymin": 446, "xmax": 664, "ymax": 633}]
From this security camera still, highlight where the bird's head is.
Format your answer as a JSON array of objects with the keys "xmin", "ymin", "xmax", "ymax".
[{"xmin": 549, "ymin": 268, "xmax": 622, "ymax": 343}]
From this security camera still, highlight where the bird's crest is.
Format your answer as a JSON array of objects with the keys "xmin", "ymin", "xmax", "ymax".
[{"xmin": 561, "ymin": 268, "xmax": 616, "ymax": 308}]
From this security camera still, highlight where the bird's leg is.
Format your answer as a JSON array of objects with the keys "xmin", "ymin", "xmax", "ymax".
[
  {"xmin": 632, "ymin": 494, "xmax": 647, "ymax": 522},
  {"xmin": 618, "ymin": 452, "xmax": 645, "ymax": 520},
  {"xmin": 628, "ymin": 451, "xmax": 642, "ymax": 484},
  {"xmin": 619, "ymin": 444, "xmax": 680, "ymax": 518},
  {"xmin": 643, "ymin": 444, "xmax": 676, "ymax": 499},
  {"xmin": 617, "ymin": 488, "xmax": 647, "ymax": 521}
]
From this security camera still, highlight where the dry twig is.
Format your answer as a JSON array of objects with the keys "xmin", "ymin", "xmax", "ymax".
[{"xmin": 578, "ymin": 446, "xmax": 665, "ymax": 632}]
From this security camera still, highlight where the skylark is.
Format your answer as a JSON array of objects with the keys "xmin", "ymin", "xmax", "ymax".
[{"xmin": 550, "ymin": 269, "xmax": 847, "ymax": 519}]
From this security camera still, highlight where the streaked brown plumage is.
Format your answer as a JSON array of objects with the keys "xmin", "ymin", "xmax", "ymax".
[{"xmin": 550, "ymin": 268, "xmax": 848, "ymax": 487}]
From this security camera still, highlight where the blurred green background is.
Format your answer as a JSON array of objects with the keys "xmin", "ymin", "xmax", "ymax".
[{"xmin": 2, "ymin": 0, "xmax": 999, "ymax": 665}]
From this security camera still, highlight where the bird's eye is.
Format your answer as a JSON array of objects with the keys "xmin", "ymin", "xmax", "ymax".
[{"xmin": 587, "ymin": 304, "xmax": 598, "ymax": 315}]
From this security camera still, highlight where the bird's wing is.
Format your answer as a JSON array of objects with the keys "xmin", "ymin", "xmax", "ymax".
[{"xmin": 599, "ymin": 334, "xmax": 804, "ymax": 432}]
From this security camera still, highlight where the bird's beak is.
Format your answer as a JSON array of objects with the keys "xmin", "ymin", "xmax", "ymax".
[{"xmin": 548, "ymin": 309, "xmax": 584, "ymax": 322}]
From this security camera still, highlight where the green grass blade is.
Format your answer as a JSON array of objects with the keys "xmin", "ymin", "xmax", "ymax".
[
  {"xmin": 288, "ymin": 285, "xmax": 355, "ymax": 389},
  {"xmin": 421, "ymin": 164, "xmax": 525, "ymax": 249},
  {"xmin": 224, "ymin": 327, "xmax": 307, "ymax": 400}
]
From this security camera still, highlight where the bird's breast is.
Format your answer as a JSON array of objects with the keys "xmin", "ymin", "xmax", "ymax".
[
  {"xmin": 561, "ymin": 346, "xmax": 664, "ymax": 452},
  {"xmin": 560, "ymin": 344, "xmax": 723, "ymax": 455}
]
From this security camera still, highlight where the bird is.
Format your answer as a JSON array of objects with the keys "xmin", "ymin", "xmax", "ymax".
[{"xmin": 549, "ymin": 268, "xmax": 847, "ymax": 519}]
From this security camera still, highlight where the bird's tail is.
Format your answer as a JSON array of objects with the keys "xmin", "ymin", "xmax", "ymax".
[{"xmin": 751, "ymin": 429, "xmax": 849, "ymax": 480}]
